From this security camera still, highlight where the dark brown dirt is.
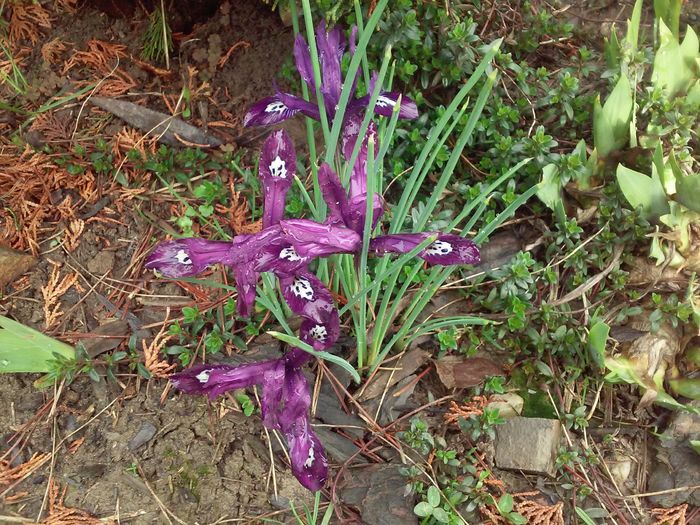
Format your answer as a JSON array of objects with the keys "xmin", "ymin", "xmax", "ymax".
[{"xmin": 0, "ymin": 374, "xmax": 291, "ymax": 523}]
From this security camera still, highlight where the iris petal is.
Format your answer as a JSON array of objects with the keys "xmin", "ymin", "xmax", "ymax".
[
  {"xmin": 260, "ymin": 361, "xmax": 286, "ymax": 429},
  {"xmin": 244, "ymin": 94, "xmax": 300, "ymax": 127},
  {"xmin": 353, "ymin": 91, "xmax": 419, "ymax": 120},
  {"xmin": 340, "ymin": 114, "xmax": 378, "ymax": 200},
  {"xmin": 233, "ymin": 265, "xmax": 258, "ymax": 318},
  {"xmin": 259, "ymin": 130, "xmax": 296, "ymax": 228},
  {"xmin": 171, "ymin": 360, "xmax": 278, "ymax": 400},
  {"xmin": 145, "ymin": 238, "xmax": 232, "ymax": 278},
  {"xmin": 317, "ymin": 163, "xmax": 348, "ymax": 226},
  {"xmin": 279, "ymin": 219, "xmax": 361, "ymax": 258},
  {"xmin": 286, "ymin": 417, "xmax": 329, "ymax": 492},
  {"xmin": 293, "ymin": 33, "xmax": 315, "ymax": 90},
  {"xmin": 370, "ymin": 233, "xmax": 480, "ymax": 266},
  {"xmin": 277, "ymin": 92, "xmax": 321, "ymax": 121},
  {"xmin": 315, "ymin": 21, "xmax": 345, "ymax": 110},
  {"xmin": 279, "ymin": 271, "xmax": 336, "ymax": 325},
  {"xmin": 279, "ymin": 368, "xmax": 328, "ymax": 491}
]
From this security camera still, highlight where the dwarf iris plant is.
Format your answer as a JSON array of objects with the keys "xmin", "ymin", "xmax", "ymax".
[{"xmin": 146, "ymin": 2, "xmax": 534, "ymax": 491}]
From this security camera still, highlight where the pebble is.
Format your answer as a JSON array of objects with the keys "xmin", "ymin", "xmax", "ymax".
[
  {"xmin": 340, "ymin": 463, "xmax": 418, "ymax": 525},
  {"xmin": 0, "ymin": 246, "xmax": 36, "ymax": 288},
  {"xmin": 127, "ymin": 421, "xmax": 157, "ymax": 451},
  {"xmin": 494, "ymin": 417, "xmax": 562, "ymax": 476}
]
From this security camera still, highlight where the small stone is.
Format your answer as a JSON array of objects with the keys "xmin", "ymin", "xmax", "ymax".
[
  {"xmin": 340, "ymin": 463, "xmax": 417, "ymax": 525},
  {"xmin": 87, "ymin": 251, "xmax": 115, "ymax": 275},
  {"xmin": 0, "ymin": 246, "xmax": 36, "ymax": 288},
  {"xmin": 314, "ymin": 428, "xmax": 367, "ymax": 464},
  {"xmin": 494, "ymin": 417, "xmax": 562, "ymax": 476},
  {"xmin": 128, "ymin": 421, "xmax": 157, "ymax": 451},
  {"xmin": 314, "ymin": 393, "xmax": 365, "ymax": 439},
  {"xmin": 486, "ymin": 393, "xmax": 524, "ymax": 420},
  {"xmin": 648, "ymin": 400, "xmax": 700, "ymax": 506}
]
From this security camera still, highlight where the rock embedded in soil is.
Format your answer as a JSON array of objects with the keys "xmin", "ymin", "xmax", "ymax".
[
  {"xmin": 86, "ymin": 250, "xmax": 115, "ymax": 275},
  {"xmin": 340, "ymin": 463, "xmax": 418, "ymax": 525},
  {"xmin": 648, "ymin": 401, "xmax": 700, "ymax": 507},
  {"xmin": 314, "ymin": 392, "xmax": 365, "ymax": 439},
  {"xmin": 435, "ymin": 355, "xmax": 504, "ymax": 389},
  {"xmin": 0, "ymin": 246, "xmax": 36, "ymax": 288},
  {"xmin": 128, "ymin": 421, "xmax": 158, "ymax": 451},
  {"xmin": 494, "ymin": 417, "xmax": 562, "ymax": 476}
]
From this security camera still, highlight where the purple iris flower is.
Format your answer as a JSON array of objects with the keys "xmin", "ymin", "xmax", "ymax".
[
  {"xmin": 145, "ymin": 110, "xmax": 480, "ymax": 491},
  {"xmin": 243, "ymin": 22, "xmax": 419, "ymax": 128}
]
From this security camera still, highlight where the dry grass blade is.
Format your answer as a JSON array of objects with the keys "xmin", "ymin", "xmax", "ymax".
[
  {"xmin": 0, "ymin": 453, "xmax": 51, "ymax": 486},
  {"xmin": 651, "ymin": 503, "xmax": 688, "ymax": 525},
  {"xmin": 0, "ymin": 144, "xmax": 100, "ymax": 253},
  {"xmin": 216, "ymin": 180, "xmax": 261, "ymax": 234},
  {"xmin": 53, "ymin": 0, "xmax": 78, "ymax": 13},
  {"xmin": 67, "ymin": 437, "xmax": 85, "ymax": 455},
  {"xmin": 42, "ymin": 262, "xmax": 79, "ymax": 330}
]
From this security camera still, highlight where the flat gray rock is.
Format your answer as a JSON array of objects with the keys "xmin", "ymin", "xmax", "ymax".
[
  {"xmin": 314, "ymin": 393, "xmax": 365, "ymax": 439},
  {"xmin": 314, "ymin": 428, "xmax": 368, "ymax": 464},
  {"xmin": 494, "ymin": 417, "xmax": 562, "ymax": 476},
  {"xmin": 340, "ymin": 463, "xmax": 417, "ymax": 525},
  {"xmin": 648, "ymin": 400, "xmax": 700, "ymax": 507},
  {"xmin": 128, "ymin": 421, "xmax": 157, "ymax": 451}
]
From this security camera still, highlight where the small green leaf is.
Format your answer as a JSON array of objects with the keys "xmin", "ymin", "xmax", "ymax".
[
  {"xmin": 690, "ymin": 440, "xmax": 700, "ymax": 455},
  {"xmin": 536, "ymin": 164, "xmax": 566, "ymax": 225},
  {"xmin": 604, "ymin": 28, "xmax": 621, "ymax": 69},
  {"xmin": 507, "ymin": 512, "xmax": 528, "ymax": 525},
  {"xmin": 654, "ymin": 0, "xmax": 682, "ymax": 38},
  {"xmin": 497, "ymin": 494, "xmax": 513, "ymax": 514},
  {"xmin": 625, "ymin": 0, "xmax": 643, "ymax": 52},
  {"xmin": 669, "ymin": 378, "xmax": 700, "ymax": 400},
  {"xmin": 427, "ymin": 486, "xmax": 440, "ymax": 507},
  {"xmin": 616, "ymin": 164, "xmax": 670, "ymax": 221},
  {"xmin": 535, "ymin": 360, "xmax": 554, "ymax": 378},
  {"xmin": 413, "ymin": 502, "xmax": 433, "ymax": 517},
  {"xmin": 432, "ymin": 507, "xmax": 449, "ymax": 523},
  {"xmin": 575, "ymin": 506, "xmax": 598, "ymax": 525},
  {"xmin": 588, "ymin": 321, "xmax": 609, "ymax": 369}
]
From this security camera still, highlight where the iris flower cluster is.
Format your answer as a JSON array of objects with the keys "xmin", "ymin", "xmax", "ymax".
[{"xmin": 145, "ymin": 22, "xmax": 480, "ymax": 491}]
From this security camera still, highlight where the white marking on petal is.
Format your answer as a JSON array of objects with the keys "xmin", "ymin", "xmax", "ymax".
[
  {"xmin": 290, "ymin": 277, "xmax": 314, "ymax": 301},
  {"xmin": 265, "ymin": 101, "xmax": 287, "ymax": 114},
  {"xmin": 425, "ymin": 240, "xmax": 453, "ymax": 256},
  {"xmin": 269, "ymin": 155, "xmax": 287, "ymax": 179},
  {"xmin": 304, "ymin": 444, "xmax": 315, "ymax": 468},
  {"xmin": 196, "ymin": 370, "xmax": 212, "ymax": 383},
  {"xmin": 175, "ymin": 249, "xmax": 193, "ymax": 265},
  {"xmin": 309, "ymin": 324, "xmax": 328, "ymax": 342},
  {"xmin": 280, "ymin": 246, "xmax": 302, "ymax": 262},
  {"xmin": 376, "ymin": 95, "xmax": 396, "ymax": 108}
]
